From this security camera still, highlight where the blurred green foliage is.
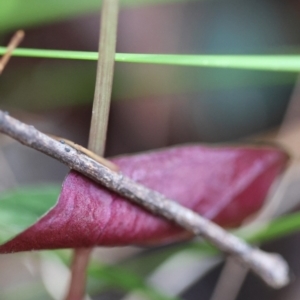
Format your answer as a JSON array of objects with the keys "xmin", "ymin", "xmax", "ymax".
[{"xmin": 0, "ymin": 0, "xmax": 198, "ymax": 32}]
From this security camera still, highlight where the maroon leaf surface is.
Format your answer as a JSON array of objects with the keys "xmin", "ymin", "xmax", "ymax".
[{"xmin": 0, "ymin": 144, "xmax": 289, "ymax": 253}]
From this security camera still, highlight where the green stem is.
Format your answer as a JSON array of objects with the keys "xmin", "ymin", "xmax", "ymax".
[{"xmin": 1, "ymin": 47, "xmax": 300, "ymax": 72}]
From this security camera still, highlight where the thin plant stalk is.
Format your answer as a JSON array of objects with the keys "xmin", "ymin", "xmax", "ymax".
[
  {"xmin": 0, "ymin": 30, "xmax": 24, "ymax": 75},
  {"xmin": 88, "ymin": 0, "xmax": 119, "ymax": 154},
  {"xmin": 65, "ymin": 248, "xmax": 92, "ymax": 300},
  {"xmin": 66, "ymin": 1, "xmax": 119, "ymax": 299},
  {"xmin": 0, "ymin": 30, "xmax": 23, "ymax": 189}
]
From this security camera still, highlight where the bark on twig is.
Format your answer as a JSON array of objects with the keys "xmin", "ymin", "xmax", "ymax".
[{"xmin": 0, "ymin": 110, "xmax": 290, "ymax": 289}]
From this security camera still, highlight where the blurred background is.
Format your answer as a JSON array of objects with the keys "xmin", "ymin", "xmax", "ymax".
[{"xmin": 1, "ymin": 0, "xmax": 300, "ymax": 299}]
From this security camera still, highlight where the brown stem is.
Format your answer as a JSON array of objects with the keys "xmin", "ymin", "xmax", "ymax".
[
  {"xmin": 0, "ymin": 110, "xmax": 290, "ymax": 289},
  {"xmin": 64, "ymin": 248, "xmax": 92, "ymax": 300},
  {"xmin": 0, "ymin": 30, "xmax": 24, "ymax": 75}
]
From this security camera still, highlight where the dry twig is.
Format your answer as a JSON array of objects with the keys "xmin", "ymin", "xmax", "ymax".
[
  {"xmin": 0, "ymin": 110, "xmax": 290, "ymax": 289},
  {"xmin": 0, "ymin": 30, "xmax": 24, "ymax": 75}
]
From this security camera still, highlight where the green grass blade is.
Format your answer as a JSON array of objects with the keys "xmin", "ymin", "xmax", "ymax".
[
  {"xmin": 116, "ymin": 54, "xmax": 300, "ymax": 72},
  {"xmin": 1, "ymin": 47, "xmax": 300, "ymax": 72},
  {"xmin": 0, "ymin": 47, "xmax": 98, "ymax": 60},
  {"xmin": 242, "ymin": 212, "xmax": 300, "ymax": 244}
]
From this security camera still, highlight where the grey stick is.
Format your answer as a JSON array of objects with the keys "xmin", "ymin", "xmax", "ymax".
[{"xmin": 0, "ymin": 110, "xmax": 290, "ymax": 289}]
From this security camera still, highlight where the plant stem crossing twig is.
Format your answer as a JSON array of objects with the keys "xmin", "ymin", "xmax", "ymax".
[
  {"xmin": 0, "ymin": 110, "xmax": 290, "ymax": 289},
  {"xmin": 67, "ymin": 1, "xmax": 119, "ymax": 299}
]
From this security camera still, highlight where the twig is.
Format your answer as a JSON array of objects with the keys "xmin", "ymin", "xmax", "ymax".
[
  {"xmin": 0, "ymin": 110, "xmax": 290, "ymax": 289},
  {"xmin": 0, "ymin": 30, "xmax": 24, "ymax": 75},
  {"xmin": 67, "ymin": 1, "xmax": 119, "ymax": 299}
]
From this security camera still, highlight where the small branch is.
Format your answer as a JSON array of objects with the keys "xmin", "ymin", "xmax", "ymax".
[
  {"xmin": 0, "ymin": 111, "xmax": 290, "ymax": 289},
  {"xmin": 0, "ymin": 30, "xmax": 24, "ymax": 75}
]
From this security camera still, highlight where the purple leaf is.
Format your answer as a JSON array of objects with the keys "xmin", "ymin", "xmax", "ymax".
[{"xmin": 0, "ymin": 144, "xmax": 289, "ymax": 253}]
